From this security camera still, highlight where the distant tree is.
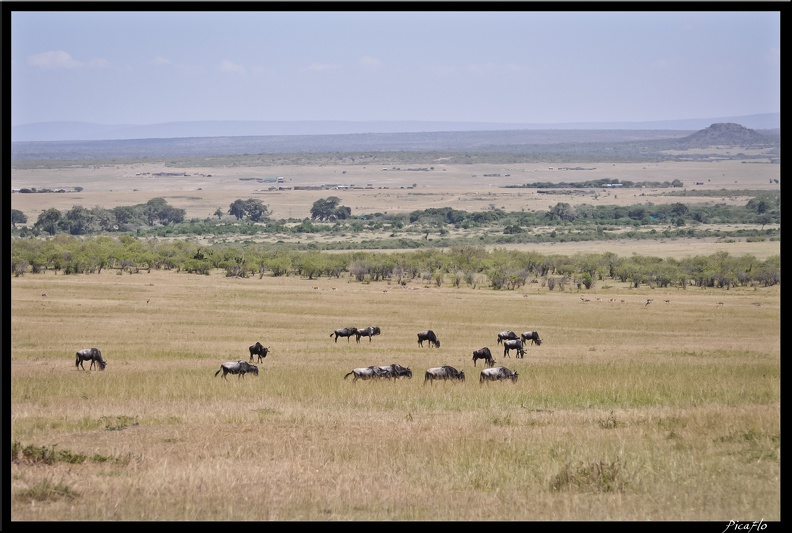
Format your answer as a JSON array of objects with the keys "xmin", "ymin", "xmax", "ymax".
[
  {"xmin": 503, "ymin": 224, "xmax": 524, "ymax": 234},
  {"xmin": 11, "ymin": 209, "xmax": 27, "ymax": 227},
  {"xmin": 311, "ymin": 196, "xmax": 351, "ymax": 221},
  {"xmin": 34, "ymin": 208, "xmax": 62, "ymax": 236},
  {"xmin": 746, "ymin": 198, "xmax": 770, "ymax": 214},
  {"xmin": 546, "ymin": 202, "xmax": 576, "ymax": 222},
  {"xmin": 113, "ymin": 205, "xmax": 145, "ymax": 228},
  {"xmin": 229, "ymin": 199, "xmax": 247, "ymax": 220},
  {"xmin": 757, "ymin": 213, "xmax": 772, "ymax": 229},
  {"xmin": 668, "ymin": 202, "xmax": 689, "ymax": 217},
  {"xmin": 243, "ymin": 199, "xmax": 269, "ymax": 222},
  {"xmin": 214, "ymin": 208, "xmax": 224, "ymax": 220},
  {"xmin": 227, "ymin": 199, "xmax": 269, "ymax": 221},
  {"xmin": 61, "ymin": 205, "xmax": 95, "ymax": 235},
  {"xmin": 157, "ymin": 205, "xmax": 186, "ymax": 225}
]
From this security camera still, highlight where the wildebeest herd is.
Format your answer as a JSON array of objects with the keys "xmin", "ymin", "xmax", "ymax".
[
  {"xmin": 73, "ymin": 326, "xmax": 540, "ymax": 385},
  {"xmin": 338, "ymin": 326, "xmax": 540, "ymax": 385}
]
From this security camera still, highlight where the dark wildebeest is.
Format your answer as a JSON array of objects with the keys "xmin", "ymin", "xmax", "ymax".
[
  {"xmin": 497, "ymin": 330, "xmax": 519, "ymax": 345},
  {"xmin": 480, "ymin": 366, "xmax": 519, "ymax": 384},
  {"xmin": 343, "ymin": 366, "xmax": 389, "ymax": 382},
  {"xmin": 355, "ymin": 326, "xmax": 381, "ymax": 343},
  {"xmin": 520, "ymin": 331, "xmax": 542, "ymax": 346},
  {"xmin": 248, "ymin": 342, "xmax": 271, "ymax": 363},
  {"xmin": 75, "ymin": 348, "xmax": 107, "ymax": 371},
  {"xmin": 472, "ymin": 347, "xmax": 495, "ymax": 367},
  {"xmin": 376, "ymin": 364, "xmax": 412, "ymax": 380},
  {"xmin": 331, "ymin": 327, "xmax": 358, "ymax": 343},
  {"xmin": 417, "ymin": 330, "xmax": 440, "ymax": 348},
  {"xmin": 215, "ymin": 360, "xmax": 259, "ymax": 380},
  {"xmin": 502, "ymin": 338, "xmax": 525, "ymax": 358},
  {"xmin": 424, "ymin": 365, "xmax": 466, "ymax": 385}
]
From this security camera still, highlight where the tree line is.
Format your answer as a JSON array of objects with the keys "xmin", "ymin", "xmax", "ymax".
[
  {"xmin": 10, "ymin": 235, "xmax": 780, "ymax": 290},
  {"xmin": 10, "ymin": 192, "xmax": 780, "ymax": 240}
]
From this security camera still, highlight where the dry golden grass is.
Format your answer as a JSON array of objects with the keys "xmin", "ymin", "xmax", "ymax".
[{"xmin": 10, "ymin": 267, "xmax": 780, "ymax": 521}]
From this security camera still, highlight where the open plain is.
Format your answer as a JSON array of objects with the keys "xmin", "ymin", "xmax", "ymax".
[
  {"xmin": 10, "ymin": 150, "xmax": 781, "ymax": 521},
  {"xmin": 9, "ymin": 264, "xmax": 781, "ymax": 521}
]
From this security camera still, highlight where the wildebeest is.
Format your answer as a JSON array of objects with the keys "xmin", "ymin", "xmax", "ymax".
[
  {"xmin": 480, "ymin": 366, "xmax": 519, "ymax": 384},
  {"xmin": 376, "ymin": 364, "xmax": 413, "ymax": 380},
  {"xmin": 331, "ymin": 327, "xmax": 358, "ymax": 343},
  {"xmin": 215, "ymin": 360, "xmax": 259, "ymax": 380},
  {"xmin": 424, "ymin": 365, "xmax": 466, "ymax": 385},
  {"xmin": 472, "ymin": 347, "xmax": 495, "ymax": 367},
  {"xmin": 248, "ymin": 341, "xmax": 271, "ymax": 363},
  {"xmin": 417, "ymin": 330, "xmax": 440, "ymax": 348},
  {"xmin": 502, "ymin": 338, "xmax": 525, "ymax": 358},
  {"xmin": 75, "ymin": 347, "xmax": 107, "ymax": 371},
  {"xmin": 355, "ymin": 326, "xmax": 381, "ymax": 343},
  {"xmin": 343, "ymin": 366, "xmax": 389, "ymax": 382},
  {"xmin": 497, "ymin": 330, "xmax": 519, "ymax": 345},
  {"xmin": 520, "ymin": 331, "xmax": 542, "ymax": 346}
]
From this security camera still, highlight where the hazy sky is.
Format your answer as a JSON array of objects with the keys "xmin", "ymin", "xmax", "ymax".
[{"xmin": 9, "ymin": 9, "xmax": 781, "ymax": 127}]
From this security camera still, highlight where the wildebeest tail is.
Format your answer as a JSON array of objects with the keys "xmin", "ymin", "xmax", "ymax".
[
  {"xmin": 344, "ymin": 371, "xmax": 353, "ymax": 380},
  {"xmin": 214, "ymin": 368, "xmax": 222, "ymax": 377}
]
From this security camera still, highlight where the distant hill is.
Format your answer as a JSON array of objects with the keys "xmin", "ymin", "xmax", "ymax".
[
  {"xmin": 677, "ymin": 122, "xmax": 775, "ymax": 148},
  {"xmin": 10, "ymin": 113, "xmax": 780, "ymax": 142}
]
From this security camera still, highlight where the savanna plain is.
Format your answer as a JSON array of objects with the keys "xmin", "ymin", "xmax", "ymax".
[{"xmin": 9, "ymin": 156, "xmax": 781, "ymax": 521}]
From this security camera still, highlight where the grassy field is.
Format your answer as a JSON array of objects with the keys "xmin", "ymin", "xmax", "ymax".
[{"xmin": 9, "ymin": 266, "xmax": 780, "ymax": 521}]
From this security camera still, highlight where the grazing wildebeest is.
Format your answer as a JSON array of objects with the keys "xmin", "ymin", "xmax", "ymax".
[
  {"xmin": 215, "ymin": 360, "xmax": 259, "ymax": 380},
  {"xmin": 480, "ymin": 366, "xmax": 519, "ymax": 384},
  {"xmin": 424, "ymin": 365, "xmax": 466, "ymax": 385},
  {"xmin": 343, "ymin": 366, "xmax": 389, "ymax": 382},
  {"xmin": 331, "ymin": 327, "xmax": 358, "ymax": 343},
  {"xmin": 377, "ymin": 364, "xmax": 413, "ymax": 380},
  {"xmin": 248, "ymin": 341, "xmax": 271, "ymax": 363},
  {"xmin": 76, "ymin": 348, "xmax": 107, "ymax": 371},
  {"xmin": 497, "ymin": 330, "xmax": 519, "ymax": 345},
  {"xmin": 417, "ymin": 330, "xmax": 440, "ymax": 348},
  {"xmin": 520, "ymin": 331, "xmax": 542, "ymax": 346},
  {"xmin": 472, "ymin": 347, "xmax": 495, "ymax": 367},
  {"xmin": 502, "ymin": 338, "xmax": 525, "ymax": 358},
  {"xmin": 355, "ymin": 326, "xmax": 381, "ymax": 343}
]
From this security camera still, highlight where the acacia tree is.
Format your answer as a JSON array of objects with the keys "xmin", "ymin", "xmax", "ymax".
[
  {"xmin": 310, "ymin": 197, "xmax": 351, "ymax": 221},
  {"xmin": 228, "ymin": 198, "xmax": 269, "ymax": 221},
  {"xmin": 244, "ymin": 199, "xmax": 269, "ymax": 222}
]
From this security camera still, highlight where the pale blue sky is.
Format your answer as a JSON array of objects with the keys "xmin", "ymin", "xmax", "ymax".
[{"xmin": 9, "ymin": 9, "xmax": 781, "ymax": 127}]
